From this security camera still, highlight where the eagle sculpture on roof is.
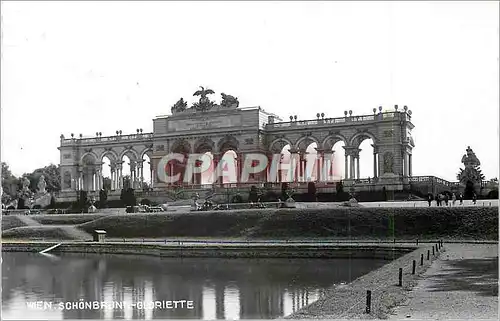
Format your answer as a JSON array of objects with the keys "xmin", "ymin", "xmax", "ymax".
[{"xmin": 193, "ymin": 86, "xmax": 215, "ymax": 99}]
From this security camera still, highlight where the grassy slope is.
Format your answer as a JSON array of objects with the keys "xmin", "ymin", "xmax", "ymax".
[
  {"xmin": 1, "ymin": 216, "xmax": 28, "ymax": 231},
  {"xmin": 29, "ymin": 214, "xmax": 108, "ymax": 225},
  {"xmin": 2, "ymin": 225, "xmax": 91, "ymax": 240},
  {"xmin": 75, "ymin": 207, "xmax": 499, "ymax": 240}
]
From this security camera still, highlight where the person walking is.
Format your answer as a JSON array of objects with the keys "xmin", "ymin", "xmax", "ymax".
[
  {"xmin": 444, "ymin": 193, "xmax": 449, "ymax": 206},
  {"xmin": 436, "ymin": 194, "xmax": 441, "ymax": 206},
  {"xmin": 428, "ymin": 194, "xmax": 433, "ymax": 207},
  {"xmin": 472, "ymin": 193, "xmax": 477, "ymax": 205},
  {"xmin": 459, "ymin": 193, "xmax": 463, "ymax": 205},
  {"xmin": 452, "ymin": 193, "xmax": 457, "ymax": 206}
]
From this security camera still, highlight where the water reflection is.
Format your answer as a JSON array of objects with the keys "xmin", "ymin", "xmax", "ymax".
[{"xmin": 2, "ymin": 252, "xmax": 389, "ymax": 319}]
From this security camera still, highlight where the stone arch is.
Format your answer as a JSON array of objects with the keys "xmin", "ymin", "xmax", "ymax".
[
  {"xmin": 194, "ymin": 137, "xmax": 215, "ymax": 154},
  {"xmin": 119, "ymin": 148, "xmax": 139, "ymax": 161},
  {"xmin": 295, "ymin": 136, "xmax": 320, "ymax": 151},
  {"xmin": 140, "ymin": 147, "xmax": 153, "ymax": 160},
  {"xmin": 100, "ymin": 149, "xmax": 119, "ymax": 163},
  {"xmin": 217, "ymin": 135, "xmax": 239, "ymax": 154},
  {"xmin": 322, "ymin": 133, "xmax": 349, "ymax": 150},
  {"xmin": 269, "ymin": 138, "xmax": 293, "ymax": 153},
  {"xmin": 349, "ymin": 131, "xmax": 378, "ymax": 148},
  {"xmin": 80, "ymin": 152, "xmax": 99, "ymax": 164},
  {"xmin": 170, "ymin": 139, "xmax": 191, "ymax": 154}
]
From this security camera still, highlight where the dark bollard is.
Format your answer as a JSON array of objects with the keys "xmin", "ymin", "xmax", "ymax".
[
  {"xmin": 412, "ymin": 260, "xmax": 416, "ymax": 274},
  {"xmin": 427, "ymin": 250, "xmax": 430, "ymax": 260},
  {"xmin": 394, "ymin": 238, "xmax": 396, "ymax": 244},
  {"xmin": 432, "ymin": 246, "xmax": 435, "ymax": 255},
  {"xmin": 416, "ymin": 239, "xmax": 419, "ymax": 245},
  {"xmin": 420, "ymin": 253, "xmax": 424, "ymax": 266},
  {"xmin": 398, "ymin": 268, "xmax": 403, "ymax": 286},
  {"xmin": 366, "ymin": 290, "xmax": 372, "ymax": 314}
]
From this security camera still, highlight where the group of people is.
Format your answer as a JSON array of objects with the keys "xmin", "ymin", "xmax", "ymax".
[{"xmin": 427, "ymin": 192, "xmax": 477, "ymax": 206}]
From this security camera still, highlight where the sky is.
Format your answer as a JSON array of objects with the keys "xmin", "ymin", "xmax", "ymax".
[{"xmin": 1, "ymin": 1, "xmax": 499, "ymax": 182}]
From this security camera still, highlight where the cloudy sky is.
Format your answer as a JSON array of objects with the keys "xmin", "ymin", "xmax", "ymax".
[{"xmin": 1, "ymin": 1, "xmax": 498, "ymax": 182}]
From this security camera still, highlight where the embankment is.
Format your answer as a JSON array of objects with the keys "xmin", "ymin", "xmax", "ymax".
[
  {"xmin": 1, "ymin": 242, "xmax": 415, "ymax": 259},
  {"xmin": 2, "ymin": 206, "xmax": 497, "ymax": 240},
  {"xmin": 77, "ymin": 207, "xmax": 498, "ymax": 240}
]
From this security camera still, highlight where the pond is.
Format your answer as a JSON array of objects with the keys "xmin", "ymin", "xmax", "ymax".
[{"xmin": 2, "ymin": 252, "xmax": 389, "ymax": 319}]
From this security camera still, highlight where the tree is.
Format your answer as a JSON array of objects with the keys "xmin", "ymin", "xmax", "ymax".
[
  {"xmin": 99, "ymin": 189, "xmax": 108, "ymax": 208},
  {"xmin": 1, "ymin": 162, "xmax": 19, "ymax": 198},
  {"xmin": 248, "ymin": 185, "xmax": 258, "ymax": 202},
  {"xmin": 307, "ymin": 182, "xmax": 317, "ymax": 202},
  {"xmin": 24, "ymin": 164, "xmax": 61, "ymax": 192},
  {"xmin": 335, "ymin": 180, "xmax": 349, "ymax": 201},
  {"xmin": 120, "ymin": 188, "xmax": 136, "ymax": 207},
  {"xmin": 281, "ymin": 182, "xmax": 289, "ymax": 200}
]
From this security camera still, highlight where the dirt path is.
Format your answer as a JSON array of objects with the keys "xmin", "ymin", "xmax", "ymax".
[
  {"xmin": 389, "ymin": 243, "xmax": 498, "ymax": 320},
  {"xmin": 50, "ymin": 225, "xmax": 93, "ymax": 241},
  {"xmin": 16, "ymin": 215, "xmax": 42, "ymax": 227}
]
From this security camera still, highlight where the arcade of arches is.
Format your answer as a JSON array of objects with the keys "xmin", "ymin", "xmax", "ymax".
[{"xmin": 58, "ymin": 89, "xmax": 415, "ymax": 201}]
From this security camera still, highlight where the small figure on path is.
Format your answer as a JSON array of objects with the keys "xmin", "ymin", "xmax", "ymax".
[
  {"xmin": 444, "ymin": 194, "xmax": 449, "ymax": 206},
  {"xmin": 452, "ymin": 193, "xmax": 457, "ymax": 206},
  {"xmin": 472, "ymin": 193, "xmax": 477, "ymax": 205},
  {"xmin": 428, "ymin": 194, "xmax": 432, "ymax": 207},
  {"xmin": 459, "ymin": 193, "xmax": 464, "ymax": 205}
]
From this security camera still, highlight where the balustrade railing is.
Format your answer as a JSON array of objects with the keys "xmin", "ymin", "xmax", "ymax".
[
  {"xmin": 61, "ymin": 133, "xmax": 154, "ymax": 146},
  {"xmin": 266, "ymin": 111, "xmax": 411, "ymax": 129}
]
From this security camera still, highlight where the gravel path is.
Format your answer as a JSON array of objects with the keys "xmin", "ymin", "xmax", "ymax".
[{"xmin": 389, "ymin": 243, "xmax": 498, "ymax": 320}]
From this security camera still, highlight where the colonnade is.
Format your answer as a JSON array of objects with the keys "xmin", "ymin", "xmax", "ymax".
[
  {"xmin": 76, "ymin": 159, "xmax": 153, "ymax": 192},
  {"xmin": 153, "ymin": 146, "xmax": 413, "ymax": 187}
]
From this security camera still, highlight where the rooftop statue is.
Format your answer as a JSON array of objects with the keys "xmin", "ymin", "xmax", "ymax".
[
  {"xmin": 171, "ymin": 98, "xmax": 187, "ymax": 114},
  {"xmin": 192, "ymin": 86, "xmax": 216, "ymax": 112},
  {"xmin": 220, "ymin": 93, "xmax": 239, "ymax": 108}
]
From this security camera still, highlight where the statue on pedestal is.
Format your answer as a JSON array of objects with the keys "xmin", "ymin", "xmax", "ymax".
[{"xmin": 37, "ymin": 175, "xmax": 47, "ymax": 194}]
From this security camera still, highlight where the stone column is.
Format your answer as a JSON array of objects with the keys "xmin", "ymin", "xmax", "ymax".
[
  {"xmin": 91, "ymin": 171, "xmax": 95, "ymax": 191},
  {"xmin": 116, "ymin": 163, "xmax": 123, "ymax": 189},
  {"xmin": 371, "ymin": 144, "xmax": 378, "ymax": 179},
  {"xmin": 78, "ymin": 170, "xmax": 83, "ymax": 190},
  {"xmin": 344, "ymin": 154, "xmax": 349, "ymax": 180},
  {"xmin": 356, "ymin": 157, "xmax": 360, "ymax": 179},
  {"xmin": 130, "ymin": 161, "xmax": 136, "ymax": 189},
  {"xmin": 96, "ymin": 169, "xmax": 101, "ymax": 191},
  {"xmin": 314, "ymin": 148, "xmax": 324, "ymax": 183},
  {"xmin": 350, "ymin": 155, "xmax": 355, "ymax": 179},
  {"xmin": 324, "ymin": 150, "xmax": 334, "ymax": 182},
  {"xmin": 289, "ymin": 149, "xmax": 299, "ymax": 183},
  {"xmin": 403, "ymin": 152, "xmax": 408, "ymax": 177},
  {"xmin": 408, "ymin": 154, "xmax": 412, "ymax": 176},
  {"xmin": 137, "ymin": 160, "xmax": 144, "ymax": 189}
]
